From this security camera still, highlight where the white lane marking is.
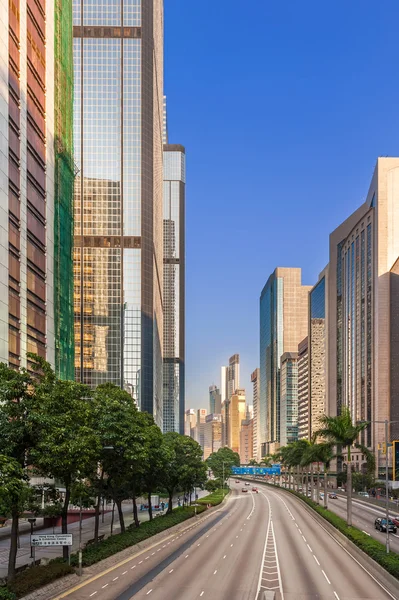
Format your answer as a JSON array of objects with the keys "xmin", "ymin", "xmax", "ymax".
[
  {"xmin": 236, "ymin": 535, "xmax": 238, "ymax": 538},
  {"xmin": 334, "ymin": 592, "xmax": 340, "ymax": 600},
  {"xmin": 89, "ymin": 593, "xmax": 97, "ymax": 597},
  {"xmin": 101, "ymin": 584, "xmax": 108, "ymax": 589},
  {"xmin": 306, "ymin": 544, "xmax": 312, "ymax": 552},
  {"xmin": 223, "ymin": 555, "xmax": 226, "ymax": 559},
  {"xmin": 131, "ymin": 566, "xmax": 136, "ymax": 569},
  {"xmin": 169, "ymin": 569, "xmax": 174, "ymax": 573},
  {"xmin": 146, "ymin": 590, "xmax": 152, "ymax": 595},
  {"xmin": 122, "ymin": 571, "xmax": 127, "ymax": 574},
  {"xmin": 362, "ymin": 530, "xmax": 370, "ymax": 536},
  {"xmin": 197, "ymin": 543, "xmax": 201, "ymax": 546},
  {"xmin": 313, "ymin": 555, "xmax": 320, "ymax": 565},
  {"xmin": 157, "ymin": 549, "xmax": 161, "ymax": 552},
  {"xmin": 185, "ymin": 555, "xmax": 189, "ymax": 558},
  {"xmin": 139, "ymin": 561, "xmax": 143, "ymax": 564},
  {"xmin": 113, "ymin": 577, "xmax": 119, "ymax": 581},
  {"xmin": 301, "ymin": 535, "xmax": 307, "ymax": 542},
  {"xmin": 145, "ymin": 557, "xmax": 149, "ymax": 560},
  {"xmin": 200, "ymin": 593, "xmax": 204, "ymax": 597},
  {"xmin": 295, "ymin": 523, "xmax": 298, "ymax": 527},
  {"xmin": 247, "ymin": 491, "xmax": 256, "ymax": 519},
  {"xmin": 231, "ymin": 543, "xmax": 234, "ymax": 547},
  {"xmin": 151, "ymin": 552, "xmax": 155, "ymax": 555},
  {"xmin": 213, "ymin": 570, "xmax": 217, "ymax": 575},
  {"xmin": 322, "ymin": 570, "xmax": 331, "ymax": 584}
]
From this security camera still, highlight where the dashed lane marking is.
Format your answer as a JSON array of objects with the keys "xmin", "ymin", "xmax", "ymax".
[{"xmin": 322, "ymin": 570, "xmax": 331, "ymax": 585}]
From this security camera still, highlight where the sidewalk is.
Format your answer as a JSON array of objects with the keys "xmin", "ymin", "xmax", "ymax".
[{"xmin": 0, "ymin": 490, "xmax": 208, "ymax": 579}]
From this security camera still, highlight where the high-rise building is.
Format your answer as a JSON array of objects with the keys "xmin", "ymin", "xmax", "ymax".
[
  {"xmin": 184, "ymin": 408, "xmax": 196, "ymax": 437},
  {"xmin": 0, "ymin": 0, "xmax": 74, "ymax": 374},
  {"xmin": 328, "ymin": 158, "xmax": 399, "ymax": 465},
  {"xmin": 73, "ymin": 1, "xmax": 164, "ymax": 426},
  {"xmin": 192, "ymin": 408, "xmax": 207, "ymax": 453},
  {"xmin": 309, "ymin": 267, "xmax": 328, "ymax": 437},
  {"xmin": 227, "ymin": 354, "xmax": 240, "ymax": 399},
  {"xmin": 280, "ymin": 352, "xmax": 299, "ymax": 446},
  {"xmin": 259, "ymin": 268, "xmax": 311, "ymax": 454},
  {"xmin": 163, "ymin": 144, "xmax": 185, "ymax": 433},
  {"xmin": 209, "ymin": 385, "xmax": 221, "ymax": 414},
  {"xmin": 221, "ymin": 399, "xmax": 229, "ymax": 447},
  {"xmin": 228, "ymin": 389, "xmax": 246, "ymax": 453},
  {"xmin": 239, "ymin": 416, "xmax": 253, "ymax": 465},
  {"xmin": 297, "ymin": 337, "xmax": 309, "ymax": 440},
  {"xmin": 251, "ymin": 368, "xmax": 261, "ymax": 460},
  {"xmin": 203, "ymin": 413, "xmax": 222, "ymax": 460},
  {"xmin": 221, "ymin": 366, "xmax": 228, "ymax": 403}
]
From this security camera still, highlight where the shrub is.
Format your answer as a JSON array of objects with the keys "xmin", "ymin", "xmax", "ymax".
[
  {"xmin": 197, "ymin": 488, "xmax": 229, "ymax": 507},
  {"xmin": 70, "ymin": 505, "xmax": 207, "ymax": 568},
  {"xmin": 7, "ymin": 562, "xmax": 74, "ymax": 599},
  {"xmin": 0, "ymin": 588, "xmax": 16, "ymax": 600}
]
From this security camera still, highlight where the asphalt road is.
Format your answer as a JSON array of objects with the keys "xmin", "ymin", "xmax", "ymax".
[{"xmin": 53, "ymin": 483, "xmax": 398, "ymax": 600}]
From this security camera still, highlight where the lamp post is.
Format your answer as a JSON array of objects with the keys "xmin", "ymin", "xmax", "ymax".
[
  {"xmin": 78, "ymin": 496, "xmax": 83, "ymax": 576},
  {"xmin": 358, "ymin": 419, "xmax": 399, "ymax": 554},
  {"xmin": 28, "ymin": 517, "xmax": 36, "ymax": 561}
]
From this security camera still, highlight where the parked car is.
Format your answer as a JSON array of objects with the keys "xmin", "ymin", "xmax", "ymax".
[
  {"xmin": 329, "ymin": 493, "xmax": 338, "ymax": 499},
  {"xmin": 375, "ymin": 517, "xmax": 397, "ymax": 533},
  {"xmin": 358, "ymin": 492, "xmax": 369, "ymax": 498},
  {"xmin": 242, "ymin": 488, "xmax": 248, "ymax": 493}
]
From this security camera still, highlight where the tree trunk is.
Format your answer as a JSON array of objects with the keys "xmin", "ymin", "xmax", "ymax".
[
  {"xmin": 110, "ymin": 501, "xmax": 115, "ymax": 535},
  {"xmin": 310, "ymin": 464, "xmax": 314, "ymax": 502},
  {"xmin": 132, "ymin": 495, "xmax": 140, "ymax": 528},
  {"xmin": 324, "ymin": 466, "xmax": 328, "ymax": 509},
  {"xmin": 7, "ymin": 506, "xmax": 19, "ymax": 581},
  {"xmin": 316, "ymin": 464, "xmax": 320, "ymax": 504},
  {"xmin": 62, "ymin": 488, "xmax": 71, "ymax": 560},
  {"xmin": 305, "ymin": 468, "xmax": 309, "ymax": 497},
  {"xmin": 116, "ymin": 499, "xmax": 125, "ymax": 534},
  {"xmin": 148, "ymin": 492, "xmax": 153, "ymax": 521},
  {"xmin": 94, "ymin": 470, "xmax": 104, "ymax": 543},
  {"xmin": 347, "ymin": 453, "xmax": 353, "ymax": 526},
  {"xmin": 167, "ymin": 490, "xmax": 173, "ymax": 514}
]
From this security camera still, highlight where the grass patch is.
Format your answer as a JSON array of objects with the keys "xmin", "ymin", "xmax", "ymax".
[
  {"xmin": 7, "ymin": 562, "xmax": 74, "ymax": 599},
  {"xmin": 267, "ymin": 483, "xmax": 399, "ymax": 581},
  {"xmin": 197, "ymin": 488, "xmax": 229, "ymax": 507}
]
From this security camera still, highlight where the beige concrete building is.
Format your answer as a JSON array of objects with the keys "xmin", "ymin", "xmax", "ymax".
[
  {"xmin": 309, "ymin": 266, "xmax": 328, "ymax": 437},
  {"xmin": 203, "ymin": 414, "xmax": 222, "ymax": 460},
  {"xmin": 259, "ymin": 268, "xmax": 312, "ymax": 454},
  {"xmin": 227, "ymin": 354, "xmax": 240, "ymax": 399},
  {"xmin": 298, "ymin": 337, "xmax": 309, "ymax": 440},
  {"xmin": 184, "ymin": 409, "xmax": 196, "ymax": 437},
  {"xmin": 327, "ymin": 158, "xmax": 399, "ymax": 471},
  {"xmin": 240, "ymin": 417, "xmax": 254, "ymax": 464},
  {"xmin": 228, "ymin": 389, "xmax": 246, "ymax": 453}
]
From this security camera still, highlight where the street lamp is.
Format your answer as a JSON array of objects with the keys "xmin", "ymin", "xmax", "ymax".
[
  {"xmin": 28, "ymin": 517, "xmax": 36, "ymax": 561},
  {"xmin": 358, "ymin": 419, "xmax": 399, "ymax": 554}
]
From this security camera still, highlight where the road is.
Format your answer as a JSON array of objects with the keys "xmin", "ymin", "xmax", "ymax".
[{"xmin": 52, "ymin": 482, "xmax": 397, "ymax": 600}]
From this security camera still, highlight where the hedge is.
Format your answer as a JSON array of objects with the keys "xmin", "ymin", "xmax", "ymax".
[
  {"xmin": 267, "ymin": 483, "xmax": 399, "ymax": 580},
  {"xmin": 197, "ymin": 488, "xmax": 229, "ymax": 507},
  {"xmin": 0, "ymin": 588, "xmax": 17, "ymax": 600},
  {"xmin": 7, "ymin": 563, "xmax": 74, "ymax": 599}
]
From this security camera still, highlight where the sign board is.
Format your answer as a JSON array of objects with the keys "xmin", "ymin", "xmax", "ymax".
[
  {"xmin": 231, "ymin": 465, "xmax": 281, "ymax": 476},
  {"xmin": 31, "ymin": 534, "xmax": 73, "ymax": 547}
]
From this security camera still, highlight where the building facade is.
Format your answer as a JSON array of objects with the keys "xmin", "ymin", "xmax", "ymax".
[
  {"xmin": 280, "ymin": 352, "xmax": 299, "ymax": 446},
  {"xmin": 203, "ymin": 413, "xmax": 222, "ymax": 460},
  {"xmin": 228, "ymin": 389, "xmax": 246, "ymax": 454},
  {"xmin": 184, "ymin": 408, "xmax": 196, "ymax": 437},
  {"xmin": 297, "ymin": 337, "xmax": 309, "ymax": 440},
  {"xmin": 251, "ymin": 368, "xmax": 260, "ymax": 460},
  {"xmin": 163, "ymin": 144, "xmax": 185, "ymax": 433},
  {"xmin": 209, "ymin": 384, "xmax": 221, "ymax": 414},
  {"xmin": 0, "ymin": 0, "xmax": 74, "ymax": 374},
  {"xmin": 328, "ymin": 158, "xmax": 399, "ymax": 469},
  {"xmin": 239, "ymin": 417, "xmax": 253, "ymax": 464},
  {"xmin": 73, "ymin": 0, "xmax": 164, "ymax": 426},
  {"xmin": 259, "ymin": 267, "xmax": 311, "ymax": 454},
  {"xmin": 227, "ymin": 353, "xmax": 240, "ymax": 399},
  {"xmin": 309, "ymin": 268, "xmax": 328, "ymax": 437}
]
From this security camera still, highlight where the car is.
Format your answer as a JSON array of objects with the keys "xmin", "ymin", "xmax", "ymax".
[
  {"xmin": 252, "ymin": 487, "xmax": 258, "ymax": 492},
  {"xmin": 245, "ymin": 482, "xmax": 250, "ymax": 486},
  {"xmin": 358, "ymin": 492, "xmax": 369, "ymax": 498},
  {"xmin": 329, "ymin": 493, "xmax": 338, "ymax": 499},
  {"xmin": 235, "ymin": 480, "xmax": 240, "ymax": 483},
  {"xmin": 241, "ymin": 488, "xmax": 248, "ymax": 493},
  {"xmin": 392, "ymin": 516, "xmax": 399, "ymax": 528},
  {"xmin": 375, "ymin": 518, "xmax": 397, "ymax": 533}
]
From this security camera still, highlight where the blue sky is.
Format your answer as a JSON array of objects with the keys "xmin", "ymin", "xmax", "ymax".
[{"xmin": 164, "ymin": 0, "xmax": 399, "ymax": 411}]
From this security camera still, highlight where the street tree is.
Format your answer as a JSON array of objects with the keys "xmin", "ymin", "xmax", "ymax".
[
  {"xmin": 139, "ymin": 414, "xmax": 168, "ymax": 521},
  {"xmin": 206, "ymin": 447, "xmax": 240, "ymax": 482},
  {"xmin": 317, "ymin": 408, "xmax": 373, "ymax": 526}
]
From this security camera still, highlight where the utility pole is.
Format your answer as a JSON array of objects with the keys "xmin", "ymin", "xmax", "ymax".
[{"xmin": 78, "ymin": 496, "xmax": 83, "ymax": 576}]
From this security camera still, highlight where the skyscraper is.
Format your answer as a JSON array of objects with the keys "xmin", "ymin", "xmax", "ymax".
[
  {"xmin": 184, "ymin": 408, "xmax": 196, "ymax": 437},
  {"xmin": 209, "ymin": 385, "xmax": 221, "ymax": 414},
  {"xmin": 163, "ymin": 144, "xmax": 185, "ymax": 433},
  {"xmin": 0, "ymin": 0, "xmax": 74, "ymax": 374},
  {"xmin": 259, "ymin": 268, "xmax": 311, "ymax": 454},
  {"xmin": 227, "ymin": 353, "xmax": 240, "ymax": 398},
  {"xmin": 251, "ymin": 368, "xmax": 260, "ymax": 460},
  {"xmin": 297, "ymin": 337, "xmax": 309, "ymax": 440},
  {"xmin": 280, "ymin": 352, "xmax": 299, "ymax": 446},
  {"xmin": 228, "ymin": 389, "xmax": 246, "ymax": 454},
  {"xmin": 73, "ymin": 1, "xmax": 164, "ymax": 426},
  {"xmin": 309, "ymin": 267, "xmax": 328, "ymax": 437},
  {"xmin": 203, "ymin": 413, "xmax": 222, "ymax": 460}
]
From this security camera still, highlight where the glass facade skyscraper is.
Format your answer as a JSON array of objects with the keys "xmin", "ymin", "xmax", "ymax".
[
  {"xmin": 73, "ymin": 0, "xmax": 164, "ymax": 427},
  {"xmin": 163, "ymin": 145, "xmax": 185, "ymax": 433},
  {"xmin": 280, "ymin": 352, "xmax": 299, "ymax": 446},
  {"xmin": 309, "ymin": 271, "xmax": 327, "ymax": 437}
]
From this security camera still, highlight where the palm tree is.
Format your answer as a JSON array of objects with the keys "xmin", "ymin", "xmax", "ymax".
[
  {"xmin": 317, "ymin": 443, "xmax": 335, "ymax": 509},
  {"xmin": 300, "ymin": 438, "xmax": 320, "ymax": 502},
  {"xmin": 316, "ymin": 408, "xmax": 374, "ymax": 525}
]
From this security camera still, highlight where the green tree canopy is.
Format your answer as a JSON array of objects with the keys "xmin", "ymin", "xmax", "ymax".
[{"xmin": 206, "ymin": 447, "xmax": 240, "ymax": 481}]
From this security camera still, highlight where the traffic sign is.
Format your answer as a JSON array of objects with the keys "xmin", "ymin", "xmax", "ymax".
[
  {"xmin": 31, "ymin": 534, "xmax": 73, "ymax": 547},
  {"xmin": 231, "ymin": 465, "xmax": 281, "ymax": 476}
]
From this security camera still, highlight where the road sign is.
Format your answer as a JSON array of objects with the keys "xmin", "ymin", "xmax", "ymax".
[
  {"xmin": 31, "ymin": 534, "xmax": 73, "ymax": 547},
  {"xmin": 231, "ymin": 465, "xmax": 281, "ymax": 476}
]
